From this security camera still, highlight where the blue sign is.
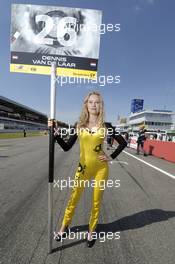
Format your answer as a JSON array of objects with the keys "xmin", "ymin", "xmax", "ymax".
[{"xmin": 131, "ymin": 99, "xmax": 144, "ymax": 113}]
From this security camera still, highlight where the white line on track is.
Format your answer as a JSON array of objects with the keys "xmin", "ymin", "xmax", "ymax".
[
  {"xmin": 123, "ymin": 151, "xmax": 175, "ymax": 180},
  {"xmin": 112, "ymin": 161, "xmax": 128, "ymax": 165}
]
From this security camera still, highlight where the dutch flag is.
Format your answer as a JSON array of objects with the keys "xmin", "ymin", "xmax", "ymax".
[{"xmin": 90, "ymin": 61, "xmax": 97, "ymax": 67}]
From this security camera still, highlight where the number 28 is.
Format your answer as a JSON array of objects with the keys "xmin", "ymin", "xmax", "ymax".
[{"xmin": 34, "ymin": 15, "xmax": 78, "ymax": 47}]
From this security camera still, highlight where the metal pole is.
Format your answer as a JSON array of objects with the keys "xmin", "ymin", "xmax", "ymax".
[{"xmin": 48, "ymin": 62, "xmax": 57, "ymax": 254}]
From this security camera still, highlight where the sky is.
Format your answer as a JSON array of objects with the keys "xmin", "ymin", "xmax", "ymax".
[{"xmin": 0, "ymin": 0, "xmax": 175, "ymax": 125}]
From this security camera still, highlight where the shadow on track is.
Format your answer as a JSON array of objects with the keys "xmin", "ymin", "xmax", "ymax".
[
  {"xmin": 97, "ymin": 209, "xmax": 175, "ymax": 232},
  {"xmin": 52, "ymin": 209, "xmax": 175, "ymax": 252}
]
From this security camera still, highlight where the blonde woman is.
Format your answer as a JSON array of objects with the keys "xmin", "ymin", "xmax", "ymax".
[{"xmin": 52, "ymin": 91, "xmax": 127, "ymax": 247}]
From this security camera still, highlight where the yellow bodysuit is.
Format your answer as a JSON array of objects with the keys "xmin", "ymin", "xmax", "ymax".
[{"xmin": 55, "ymin": 124, "xmax": 126, "ymax": 232}]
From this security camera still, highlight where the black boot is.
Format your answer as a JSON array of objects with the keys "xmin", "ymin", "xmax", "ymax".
[
  {"xmin": 86, "ymin": 231, "xmax": 97, "ymax": 248},
  {"xmin": 87, "ymin": 238, "xmax": 96, "ymax": 248}
]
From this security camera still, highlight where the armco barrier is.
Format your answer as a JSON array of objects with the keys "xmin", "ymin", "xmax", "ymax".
[{"xmin": 144, "ymin": 140, "xmax": 175, "ymax": 163}]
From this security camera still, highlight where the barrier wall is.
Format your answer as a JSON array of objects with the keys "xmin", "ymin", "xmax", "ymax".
[{"xmin": 144, "ymin": 140, "xmax": 175, "ymax": 163}]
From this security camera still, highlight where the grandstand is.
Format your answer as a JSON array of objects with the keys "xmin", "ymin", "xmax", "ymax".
[{"xmin": 0, "ymin": 96, "xmax": 47, "ymax": 131}]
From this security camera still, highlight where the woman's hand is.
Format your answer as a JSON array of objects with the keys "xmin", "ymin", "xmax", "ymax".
[
  {"xmin": 48, "ymin": 119, "xmax": 56, "ymax": 127},
  {"xmin": 48, "ymin": 119, "xmax": 59, "ymax": 136},
  {"xmin": 98, "ymin": 151, "xmax": 113, "ymax": 162}
]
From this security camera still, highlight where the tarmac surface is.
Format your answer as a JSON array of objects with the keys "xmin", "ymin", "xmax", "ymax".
[{"xmin": 0, "ymin": 136, "xmax": 175, "ymax": 264}]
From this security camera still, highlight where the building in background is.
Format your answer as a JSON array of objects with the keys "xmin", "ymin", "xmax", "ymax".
[
  {"xmin": 0, "ymin": 96, "xmax": 47, "ymax": 131},
  {"xmin": 128, "ymin": 109, "xmax": 173, "ymax": 132},
  {"xmin": 116, "ymin": 117, "xmax": 129, "ymax": 132}
]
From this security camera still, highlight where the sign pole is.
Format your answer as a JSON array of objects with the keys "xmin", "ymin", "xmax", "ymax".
[{"xmin": 48, "ymin": 62, "xmax": 57, "ymax": 254}]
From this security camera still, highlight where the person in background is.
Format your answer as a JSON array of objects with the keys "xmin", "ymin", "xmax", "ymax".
[
  {"xmin": 153, "ymin": 133, "xmax": 157, "ymax": 140},
  {"xmin": 136, "ymin": 126, "xmax": 147, "ymax": 156},
  {"xmin": 159, "ymin": 134, "xmax": 163, "ymax": 141},
  {"xmin": 106, "ymin": 133, "xmax": 113, "ymax": 149},
  {"xmin": 124, "ymin": 132, "xmax": 129, "ymax": 147},
  {"xmin": 23, "ymin": 128, "xmax": 26, "ymax": 137}
]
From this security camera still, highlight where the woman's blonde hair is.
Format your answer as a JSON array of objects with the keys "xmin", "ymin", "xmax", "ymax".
[{"xmin": 77, "ymin": 91, "xmax": 105, "ymax": 129}]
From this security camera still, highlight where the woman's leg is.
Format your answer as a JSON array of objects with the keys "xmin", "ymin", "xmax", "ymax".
[
  {"xmin": 137, "ymin": 141, "xmax": 140, "ymax": 154},
  {"xmin": 88, "ymin": 166, "xmax": 108, "ymax": 232},
  {"xmin": 61, "ymin": 173, "xmax": 87, "ymax": 228}
]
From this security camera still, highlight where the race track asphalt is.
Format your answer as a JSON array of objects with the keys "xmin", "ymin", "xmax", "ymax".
[{"xmin": 0, "ymin": 136, "xmax": 175, "ymax": 264}]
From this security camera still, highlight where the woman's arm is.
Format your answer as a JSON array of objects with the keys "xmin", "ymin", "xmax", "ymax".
[
  {"xmin": 48, "ymin": 119, "xmax": 78, "ymax": 151},
  {"xmin": 55, "ymin": 133, "xmax": 78, "ymax": 151},
  {"xmin": 105, "ymin": 123, "xmax": 127, "ymax": 159},
  {"xmin": 110, "ymin": 134, "xmax": 127, "ymax": 159}
]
